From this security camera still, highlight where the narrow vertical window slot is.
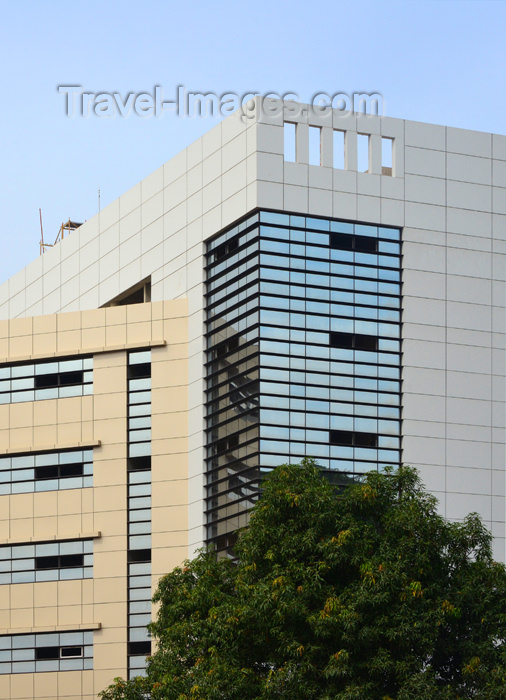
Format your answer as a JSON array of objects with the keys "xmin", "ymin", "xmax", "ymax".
[
  {"xmin": 382, "ymin": 137, "xmax": 394, "ymax": 176},
  {"xmin": 333, "ymin": 130, "xmax": 345, "ymax": 169},
  {"xmin": 284, "ymin": 122, "xmax": 296, "ymax": 162},
  {"xmin": 308, "ymin": 126, "xmax": 321, "ymax": 166},
  {"xmin": 357, "ymin": 134, "xmax": 370, "ymax": 173}
]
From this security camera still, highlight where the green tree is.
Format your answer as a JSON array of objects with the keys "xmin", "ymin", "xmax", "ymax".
[{"xmin": 100, "ymin": 460, "xmax": 506, "ymax": 699}]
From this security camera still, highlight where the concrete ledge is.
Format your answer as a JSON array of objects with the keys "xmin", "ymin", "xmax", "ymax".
[
  {"xmin": 0, "ymin": 338, "xmax": 166, "ymax": 365},
  {"xmin": 0, "ymin": 531, "xmax": 101, "ymax": 546},
  {"xmin": 0, "ymin": 622, "xmax": 101, "ymax": 635},
  {"xmin": 0, "ymin": 439, "xmax": 101, "ymax": 457}
]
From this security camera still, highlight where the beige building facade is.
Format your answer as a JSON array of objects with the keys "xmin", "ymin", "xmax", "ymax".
[{"xmin": 0, "ymin": 302, "xmax": 188, "ymax": 698}]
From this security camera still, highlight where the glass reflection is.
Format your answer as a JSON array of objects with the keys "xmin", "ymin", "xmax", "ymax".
[{"xmin": 206, "ymin": 211, "xmax": 401, "ymax": 551}]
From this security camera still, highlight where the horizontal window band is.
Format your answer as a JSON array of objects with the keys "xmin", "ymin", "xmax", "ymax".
[
  {"xmin": 0, "ymin": 340, "xmax": 166, "ymax": 368},
  {"xmin": 207, "ymin": 315, "xmax": 401, "ymax": 338},
  {"xmin": 206, "ymin": 503, "xmax": 259, "ymax": 525},
  {"xmin": 207, "ymin": 445, "xmax": 259, "ymax": 463},
  {"xmin": 205, "ymin": 347, "xmax": 400, "ymax": 369},
  {"xmin": 206, "ymin": 257, "xmax": 260, "ymax": 282},
  {"xmin": 205, "ymin": 356, "xmax": 261, "ymax": 378},
  {"xmin": 207, "ymin": 271, "xmax": 400, "ymax": 297},
  {"xmin": 206, "ymin": 410, "xmax": 259, "ymax": 430},
  {"xmin": 206, "ymin": 355, "xmax": 260, "ymax": 374},
  {"xmin": 205, "ymin": 279, "xmax": 260, "ymax": 305},
  {"xmin": 36, "ymin": 645, "xmax": 84, "ymax": 661},
  {"xmin": 205, "ymin": 321, "xmax": 401, "ymax": 344},
  {"xmin": 206, "ymin": 272, "xmax": 261, "ymax": 298},
  {"xmin": 206, "ymin": 424, "xmax": 399, "ymax": 444},
  {"xmin": 206, "ymin": 374, "xmax": 260, "ymax": 395},
  {"xmin": 206, "ymin": 311, "xmax": 260, "ymax": 336},
  {"xmin": 206, "ymin": 234, "xmax": 259, "ymax": 258},
  {"xmin": 0, "ymin": 440, "xmax": 101, "ymax": 458},
  {"xmin": 205, "ymin": 464, "xmax": 262, "ymax": 489},
  {"xmin": 256, "ymin": 209, "xmax": 400, "ymax": 235},
  {"xmin": 206, "ymin": 450, "xmax": 400, "ymax": 474},
  {"xmin": 258, "ymin": 234, "xmax": 400, "ymax": 252},
  {"xmin": 206, "ymin": 357, "xmax": 402, "ymax": 382},
  {"xmin": 206, "ymin": 249, "xmax": 401, "ymax": 274},
  {"xmin": 207, "ymin": 279, "xmax": 401, "ymax": 303},
  {"xmin": 257, "ymin": 357, "xmax": 400, "ymax": 371},
  {"xmin": 0, "ymin": 532, "xmax": 101, "ymax": 547},
  {"xmin": 205, "ymin": 235, "xmax": 401, "ymax": 270},
  {"xmin": 206, "ymin": 488, "xmax": 262, "ymax": 510},
  {"xmin": 207, "ymin": 376, "xmax": 400, "ymax": 398},
  {"xmin": 256, "ymin": 388, "xmax": 400, "ymax": 402},
  {"xmin": 205, "ymin": 207, "xmax": 400, "ymax": 247},
  {"xmin": 207, "ymin": 298, "xmax": 402, "ymax": 319},
  {"xmin": 206, "ymin": 213, "xmax": 260, "ymax": 251},
  {"xmin": 207, "ymin": 415, "xmax": 399, "ymax": 436}
]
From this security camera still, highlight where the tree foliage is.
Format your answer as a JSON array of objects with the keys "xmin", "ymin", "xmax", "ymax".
[{"xmin": 100, "ymin": 460, "xmax": 506, "ymax": 699}]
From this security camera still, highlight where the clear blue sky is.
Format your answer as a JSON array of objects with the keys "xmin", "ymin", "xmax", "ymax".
[{"xmin": 1, "ymin": 0, "xmax": 505, "ymax": 285}]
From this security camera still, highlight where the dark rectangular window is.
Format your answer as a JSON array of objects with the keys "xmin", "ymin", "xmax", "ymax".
[
  {"xmin": 127, "ymin": 549, "xmax": 151, "ymax": 564},
  {"xmin": 35, "ymin": 555, "xmax": 59, "ymax": 570},
  {"xmin": 35, "ymin": 370, "xmax": 84, "ymax": 389},
  {"xmin": 35, "ymin": 553, "xmax": 84, "ymax": 570},
  {"xmin": 128, "ymin": 641, "xmax": 151, "ymax": 656},
  {"xmin": 128, "ymin": 362, "xmax": 151, "ymax": 379},
  {"xmin": 354, "ymin": 334, "xmax": 378, "ymax": 351},
  {"xmin": 330, "ymin": 332, "xmax": 378, "ymax": 351},
  {"xmin": 60, "ymin": 646, "xmax": 83, "ymax": 658},
  {"xmin": 35, "ymin": 646, "xmax": 60, "ymax": 661},
  {"xmin": 330, "ymin": 430, "xmax": 378, "ymax": 448},
  {"xmin": 330, "ymin": 430, "xmax": 353, "ymax": 446},
  {"xmin": 128, "ymin": 456, "xmax": 151, "ymax": 472},
  {"xmin": 330, "ymin": 232, "xmax": 353, "ymax": 251},
  {"xmin": 330, "ymin": 232, "xmax": 378, "ymax": 253},
  {"xmin": 354, "ymin": 235, "xmax": 377, "ymax": 253}
]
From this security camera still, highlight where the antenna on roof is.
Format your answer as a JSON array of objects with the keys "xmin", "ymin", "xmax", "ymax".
[
  {"xmin": 39, "ymin": 209, "xmax": 44, "ymax": 255},
  {"xmin": 39, "ymin": 219, "xmax": 83, "ymax": 255},
  {"xmin": 98, "ymin": 187, "xmax": 101, "ymax": 212}
]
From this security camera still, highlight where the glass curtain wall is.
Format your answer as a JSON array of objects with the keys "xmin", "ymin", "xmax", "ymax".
[{"xmin": 206, "ymin": 211, "xmax": 401, "ymax": 555}]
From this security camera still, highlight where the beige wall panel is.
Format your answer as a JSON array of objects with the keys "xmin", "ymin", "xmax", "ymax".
[
  {"xmin": 33, "ymin": 400, "xmax": 58, "ymax": 427},
  {"xmin": 93, "ymin": 458, "xmax": 126, "ymax": 489},
  {"xmin": 10, "ymin": 674, "xmax": 33, "ymax": 699},
  {"xmin": 9, "ymin": 336, "xmax": 33, "ymax": 358},
  {"xmin": 152, "ymin": 411, "xmax": 188, "ymax": 440},
  {"xmin": 151, "ymin": 437, "xmax": 188, "ymax": 457},
  {"xmin": 33, "ymin": 672, "xmax": 58, "ymax": 698},
  {"xmin": 94, "ymin": 392, "xmax": 126, "ymax": 421},
  {"xmin": 151, "ymin": 478, "xmax": 188, "ymax": 509}
]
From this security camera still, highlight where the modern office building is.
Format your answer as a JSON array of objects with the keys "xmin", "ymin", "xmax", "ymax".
[{"xmin": 0, "ymin": 98, "xmax": 504, "ymax": 698}]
